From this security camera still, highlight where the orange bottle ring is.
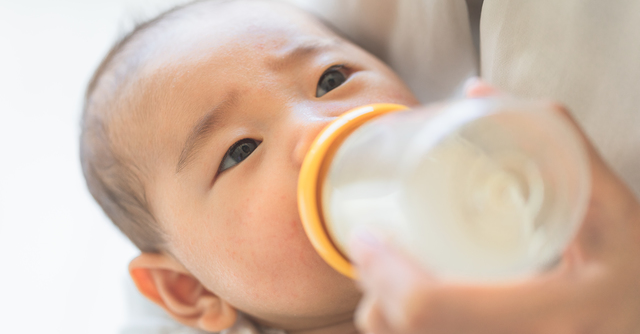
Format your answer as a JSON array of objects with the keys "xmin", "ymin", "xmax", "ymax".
[{"xmin": 297, "ymin": 103, "xmax": 408, "ymax": 278}]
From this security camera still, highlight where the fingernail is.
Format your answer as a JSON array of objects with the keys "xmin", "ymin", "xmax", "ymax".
[
  {"xmin": 463, "ymin": 76, "xmax": 481, "ymax": 93},
  {"xmin": 349, "ymin": 228, "xmax": 382, "ymax": 264}
]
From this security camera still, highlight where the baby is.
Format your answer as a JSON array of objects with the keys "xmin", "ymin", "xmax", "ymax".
[{"xmin": 80, "ymin": 0, "xmax": 419, "ymax": 333}]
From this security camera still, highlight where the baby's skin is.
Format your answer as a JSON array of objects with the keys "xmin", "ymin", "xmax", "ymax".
[{"xmin": 120, "ymin": 0, "xmax": 419, "ymax": 333}]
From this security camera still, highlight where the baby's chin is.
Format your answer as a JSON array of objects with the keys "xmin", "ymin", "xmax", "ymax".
[
  {"xmin": 247, "ymin": 301, "xmax": 359, "ymax": 333},
  {"xmin": 237, "ymin": 274, "xmax": 361, "ymax": 332}
]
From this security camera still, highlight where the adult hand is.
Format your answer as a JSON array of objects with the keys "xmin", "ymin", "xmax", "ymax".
[{"xmin": 349, "ymin": 80, "xmax": 640, "ymax": 334}]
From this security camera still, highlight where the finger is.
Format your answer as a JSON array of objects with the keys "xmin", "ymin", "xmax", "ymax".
[
  {"xmin": 550, "ymin": 103, "xmax": 631, "ymax": 193},
  {"xmin": 350, "ymin": 231, "xmax": 448, "ymax": 333},
  {"xmin": 350, "ymin": 228, "xmax": 597, "ymax": 333},
  {"xmin": 464, "ymin": 77, "xmax": 503, "ymax": 98},
  {"xmin": 350, "ymin": 229, "xmax": 433, "ymax": 302},
  {"xmin": 550, "ymin": 104, "xmax": 640, "ymax": 257},
  {"xmin": 355, "ymin": 294, "xmax": 395, "ymax": 334}
]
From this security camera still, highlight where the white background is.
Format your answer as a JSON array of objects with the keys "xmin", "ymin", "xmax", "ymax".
[{"xmin": 0, "ymin": 1, "xmax": 188, "ymax": 333}]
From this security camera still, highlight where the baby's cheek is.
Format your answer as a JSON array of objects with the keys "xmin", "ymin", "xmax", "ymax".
[
  {"xmin": 238, "ymin": 204, "xmax": 320, "ymax": 277},
  {"xmin": 189, "ymin": 168, "xmax": 357, "ymax": 316},
  {"xmin": 241, "ymin": 193, "xmax": 335, "ymax": 287},
  {"xmin": 214, "ymin": 222, "xmax": 334, "ymax": 316}
]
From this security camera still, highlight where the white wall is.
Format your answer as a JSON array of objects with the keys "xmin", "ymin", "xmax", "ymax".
[{"xmin": 0, "ymin": 1, "xmax": 188, "ymax": 333}]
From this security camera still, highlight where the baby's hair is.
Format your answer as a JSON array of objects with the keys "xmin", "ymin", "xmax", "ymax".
[{"xmin": 80, "ymin": 1, "xmax": 207, "ymax": 253}]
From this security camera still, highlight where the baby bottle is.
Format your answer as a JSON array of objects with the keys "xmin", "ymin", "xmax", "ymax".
[{"xmin": 298, "ymin": 98, "xmax": 590, "ymax": 281}]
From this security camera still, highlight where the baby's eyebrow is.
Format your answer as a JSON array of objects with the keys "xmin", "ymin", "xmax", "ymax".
[
  {"xmin": 176, "ymin": 93, "xmax": 238, "ymax": 173},
  {"xmin": 268, "ymin": 38, "xmax": 342, "ymax": 71}
]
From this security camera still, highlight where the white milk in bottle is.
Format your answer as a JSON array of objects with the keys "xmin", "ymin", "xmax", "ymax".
[{"xmin": 298, "ymin": 98, "xmax": 590, "ymax": 281}]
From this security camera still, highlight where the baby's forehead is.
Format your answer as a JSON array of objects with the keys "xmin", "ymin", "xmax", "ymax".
[
  {"xmin": 112, "ymin": 0, "xmax": 342, "ymax": 161},
  {"xmin": 137, "ymin": 0, "xmax": 336, "ymax": 67},
  {"xmin": 125, "ymin": 0, "xmax": 345, "ymax": 119}
]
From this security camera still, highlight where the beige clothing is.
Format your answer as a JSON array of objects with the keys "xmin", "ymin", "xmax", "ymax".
[
  {"xmin": 481, "ymin": 0, "xmax": 640, "ymax": 197},
  {"xmin": 288, "ymin": 0, "xmax": 479, "ymax": 103},
  {"xmin": 296, "ymin": 0, "xmax": 640, "ymax": 196}
]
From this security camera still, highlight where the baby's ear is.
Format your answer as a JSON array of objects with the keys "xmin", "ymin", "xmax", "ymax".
[{"xmin": 129, "ymin": 253, "xmax": 237, "ymax": 332}]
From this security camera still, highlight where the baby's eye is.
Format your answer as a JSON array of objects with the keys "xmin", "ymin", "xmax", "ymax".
[
  {"xmin": 316, "ymin": 65, "xmax": 348, "ymax": 97},
  {"xmin": 218, "ymin": 138, "xmax": 260, "ymax": 173}
]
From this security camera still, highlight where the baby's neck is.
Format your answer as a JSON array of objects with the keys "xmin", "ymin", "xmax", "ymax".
[
  {"xmin": 253, "ymin": 316, "xmax": 359, "ymax": 334},
  {"xmin": 286, "ymin": 318, "xmax": 359, "ymax": 334}
]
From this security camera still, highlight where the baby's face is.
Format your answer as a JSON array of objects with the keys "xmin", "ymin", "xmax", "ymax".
[{"xmin": 132, "ymin": 0, "xmax": 418, "ymax": 330}]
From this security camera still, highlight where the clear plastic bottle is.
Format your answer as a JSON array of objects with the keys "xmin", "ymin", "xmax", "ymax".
[{"xmin": 298, "ymin": 98, "xmax": 590, "ymax": 281}]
